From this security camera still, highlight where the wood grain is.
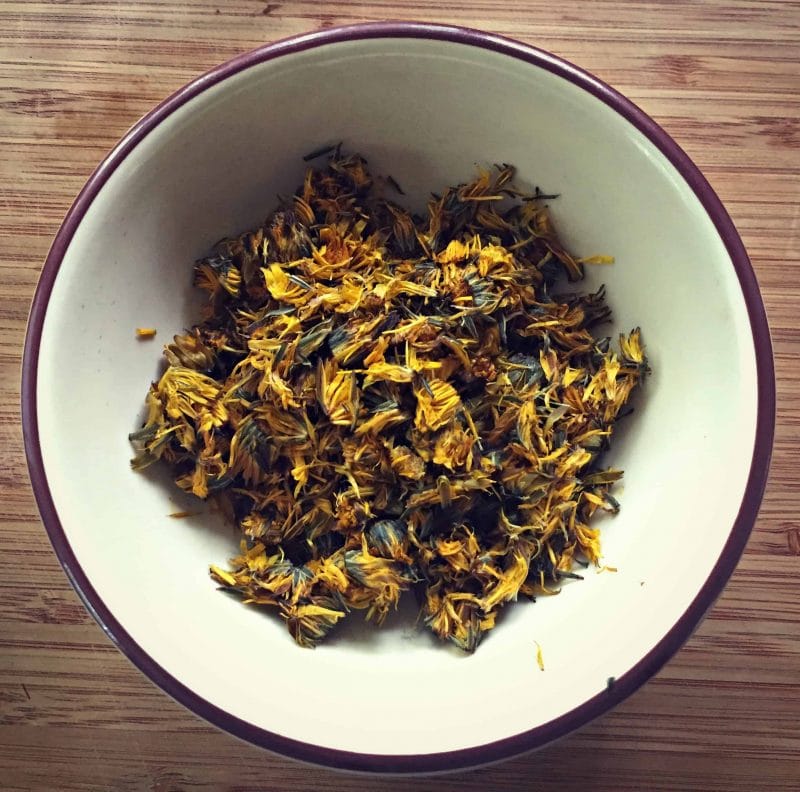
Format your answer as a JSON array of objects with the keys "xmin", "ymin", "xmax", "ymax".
[{"xmin": 1, "ymin": 1, "xmax": 799, "ymax": 789}]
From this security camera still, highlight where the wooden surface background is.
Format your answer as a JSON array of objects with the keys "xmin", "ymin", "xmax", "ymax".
[{"xmin": 1, "ymin": 1, "xmax": 799, "ymax": 790}]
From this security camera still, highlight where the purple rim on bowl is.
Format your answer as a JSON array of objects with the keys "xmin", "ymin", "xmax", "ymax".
[{"xmin": 21, "ymin": 22, "xmax": 775, "ymax": 773}]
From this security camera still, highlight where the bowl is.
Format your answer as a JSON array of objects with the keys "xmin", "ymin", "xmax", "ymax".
[{"xmin": 22, "ymin": 22, "xmax": 775, "ymax": 772}]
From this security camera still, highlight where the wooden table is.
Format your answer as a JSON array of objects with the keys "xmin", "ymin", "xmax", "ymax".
[{"xmin": 1, "ymin": 2, "xmax": 798, "ymax": 789}]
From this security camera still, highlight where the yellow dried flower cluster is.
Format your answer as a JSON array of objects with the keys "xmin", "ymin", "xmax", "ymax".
[{"xmin": 130, "ymin": 151, "xmax": 647, "ymax": 651}]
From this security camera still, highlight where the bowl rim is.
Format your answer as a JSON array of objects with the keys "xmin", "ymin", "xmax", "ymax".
[{"xmin": 21, "ymin": 21, "xmax": 776, "ymax": 774}]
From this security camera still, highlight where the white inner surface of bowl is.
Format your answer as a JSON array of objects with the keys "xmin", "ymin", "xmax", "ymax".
[{"xmin": 37, "ymin": 37, "xmax": 757, "ymax": 755}]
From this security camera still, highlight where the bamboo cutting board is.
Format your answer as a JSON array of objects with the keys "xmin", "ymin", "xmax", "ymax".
[{"xmin": 1, "ymin": 2, "xmax": 799, "ymax": 790}]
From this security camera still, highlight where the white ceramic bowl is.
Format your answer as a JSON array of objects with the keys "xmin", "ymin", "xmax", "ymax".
[{"xmin": 23, "ymin": 23, "xmax": 774, "ymax": 772}]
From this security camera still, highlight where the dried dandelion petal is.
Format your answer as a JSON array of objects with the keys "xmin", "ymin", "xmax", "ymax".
[
  {"xmin": 535, "ymin": 640, "xmax": 545, "ymax": 671},
  {"xmin": 130, "ymin": 150, "xmax": 648, "ymax": 651}
]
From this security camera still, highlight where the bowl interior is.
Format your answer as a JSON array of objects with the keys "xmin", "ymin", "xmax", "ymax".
[{"xmin": 33, "ymin": 34, "xmax": 758, "ymax": 759}]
